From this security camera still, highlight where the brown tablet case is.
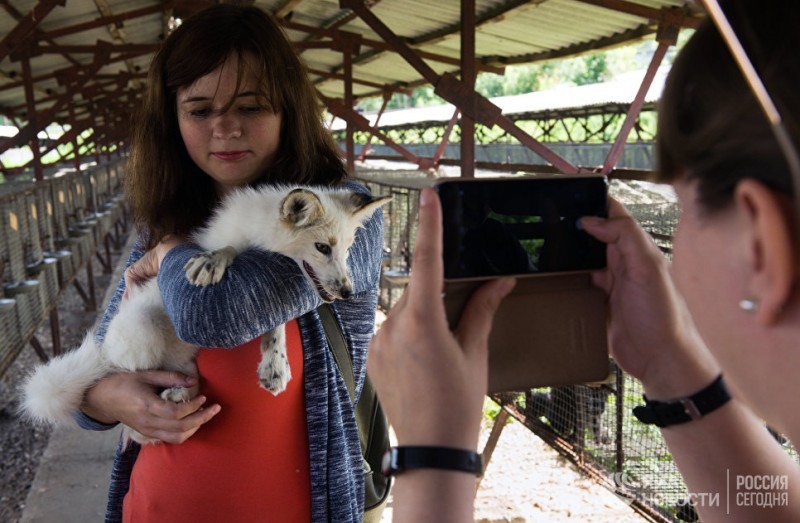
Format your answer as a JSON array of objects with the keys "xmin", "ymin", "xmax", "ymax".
[{"xmin": 443, "ymin": 272, "xmax": 610, "ymax": 393}]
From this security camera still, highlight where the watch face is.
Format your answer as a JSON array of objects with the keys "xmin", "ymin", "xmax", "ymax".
[{"xmin": 381, "ymin": 448, "xmax": 394, "ymax": 476}]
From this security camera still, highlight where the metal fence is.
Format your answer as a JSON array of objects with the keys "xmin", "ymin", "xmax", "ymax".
[
  {"xmin": 0, "ymin": 160, "xmax": 129, "ymax": 377},
  {"xmin": 362, "ymin": 142, "xmax": 656, "ymax": 170},
  {"xmin": 358, "ymin": 170, "xmax": 796, "ymax": 523}
]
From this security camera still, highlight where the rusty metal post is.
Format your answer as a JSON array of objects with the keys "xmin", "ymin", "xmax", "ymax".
[
  {"xmin": 358, "ymin": 92, "xmax": 391, "ymax": 162},
  {"xmin": 601, "ymin": 9, "xmax": 680, "ymax": 174},
  {"xmin": 478, "ymin": 408, "xmax": 509, "ymax": 488},
  {"xmin": 323, "ymin": 95, "xmax": 425, "ymax": 166},
  {"xmin": 460, "ymin": 0, "xmax": 476, "ymax": 178},
  {"xmin": 615, "ymin": 365, "xmax": 625, "ymax": 473},
  {"xmin": 432, "ymin": 108, "xmax": 460, "ymax": 166},
  {"xmin": 69, "ymin": 103, "xmax": 81, "ymax": 171},
  {"xmin": 50, "ymin": 307, "xmax": 62, "ymax": 356},
  {"xmin": 21, "ymin": 51, "xmax": 44, "ymax": 181},
  {"xmin": 342, "ymin": 37, "xmax": 356, "ymax": 173},
  {"xmin": 600, "ymin": 42, "xmax": 668, "ymax": 174}
]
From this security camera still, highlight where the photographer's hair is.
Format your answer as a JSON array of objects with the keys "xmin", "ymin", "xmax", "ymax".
[
  {"xmin": 656, "ymin": 0, "xmax": 800, "ymax": 215},
  {"xmin": 126, "ymin": 4, "xmax": 347, "ymax": 248}
]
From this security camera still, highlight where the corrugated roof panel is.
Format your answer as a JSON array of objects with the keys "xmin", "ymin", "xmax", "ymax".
[{"xmin": 0, "ymin": 0, "xmax": 703, "ymax": 154}]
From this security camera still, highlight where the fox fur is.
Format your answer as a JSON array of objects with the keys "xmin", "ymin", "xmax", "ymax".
[{"xmin": 21, "ymin": 185, "xmax": 390, "ymax": 444}]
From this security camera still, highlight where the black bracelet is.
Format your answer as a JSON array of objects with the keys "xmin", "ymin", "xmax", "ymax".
[
  {"xmin": 381, "ymin": 446, "xmax": 483, "ymax": 477},
  {"xmin": 632, "ymin": 374, "xmax": 731, "ymax": 428}
]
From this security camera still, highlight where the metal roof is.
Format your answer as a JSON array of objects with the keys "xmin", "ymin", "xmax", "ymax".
[{"xmin": 0, "ymin": 0, "xmax": 702, "ymax": 171}]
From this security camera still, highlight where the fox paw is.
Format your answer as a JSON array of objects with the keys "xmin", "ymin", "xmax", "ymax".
[
  {"xmin": 160, "ymin": 386, "xmax": 193, "ymax": 403},
  {"xmin": 258, "ymin": 349, "xmax": 292, "ymax": 396},
  {"xmin": 183, "ymin": 246, "xmax": 237, "ymax": 286}
]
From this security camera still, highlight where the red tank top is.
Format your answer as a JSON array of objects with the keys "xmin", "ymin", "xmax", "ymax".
[{"xmin": 122, "ymin": 320, "xmax": 311, "ymax": 523}]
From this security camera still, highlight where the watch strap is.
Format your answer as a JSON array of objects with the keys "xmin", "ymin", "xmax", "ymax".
[
  {"xmin": 633, "ymin": 374, "xmax": 731, "ymax": 428},
  {"xmin": 382, "ymin": 446, "xmax": 483, "ymax": 477}
]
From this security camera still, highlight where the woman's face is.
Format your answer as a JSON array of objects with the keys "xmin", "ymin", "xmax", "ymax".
[
  {"xmin": 177, "ymin": 52, "xmax": 281, "ymax": 196},
  {"xmin": 670, "ymin": 179, "xmax": 749, "ymax": 368}
]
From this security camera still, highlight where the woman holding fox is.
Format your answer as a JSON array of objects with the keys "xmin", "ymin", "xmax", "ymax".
[
  {"xmin": 368, "ymin": 1, "xmax": 800, "ymax": 522},
  {"xmin": 74, "ymin": 4, "xmax": 384, "ymax": 522}
]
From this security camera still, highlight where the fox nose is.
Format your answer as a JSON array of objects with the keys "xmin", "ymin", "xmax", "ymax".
[{"xmin": 340, "ymin": 287, "xmax": 353, "ymax": 300}]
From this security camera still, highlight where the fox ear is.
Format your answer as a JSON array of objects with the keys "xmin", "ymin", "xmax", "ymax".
[
  {"xmin": 348, "ymin": 193, "xmax": 392, "ymax": 223},
  {"xmin": 280, "ymin": 189, "xmax": 324, "ymax": 228}
]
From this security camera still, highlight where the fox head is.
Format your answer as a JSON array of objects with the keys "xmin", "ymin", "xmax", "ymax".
[{"xmin": 279, "ymin": 188, "xmax": 391, "ymax": 302}]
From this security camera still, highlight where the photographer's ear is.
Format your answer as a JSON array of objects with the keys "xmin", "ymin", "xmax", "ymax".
[{"xmin": 735, "ymin": 179, "xmax": 797, "ymax": 325}]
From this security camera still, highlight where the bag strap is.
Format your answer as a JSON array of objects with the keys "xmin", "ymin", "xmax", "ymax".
[
  {"xmin": 317, "ymin": 303, "xmax": 392, "ymax": 514},
  {"xmin": 318, "ymin": 303, "xmax": 357, "ymax": 403},
  {"xmin": 318, "ymin": 303, "xmax": 385, "ymax": 459}
]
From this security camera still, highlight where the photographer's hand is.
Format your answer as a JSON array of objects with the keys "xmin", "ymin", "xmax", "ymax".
[
  {"xmin": 368, "ymin": 188, "xmax": 514, "ymax": 523},
  {"xmin": 580, "ymin": 198, "xmax": 720, "ymax": 399}
]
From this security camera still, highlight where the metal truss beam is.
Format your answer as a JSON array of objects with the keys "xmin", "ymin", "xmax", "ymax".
[
  {"xmin": 0, "ymin": 46, "xmax": 111, "ymax": 155},
  {"xmin": 0, "ymin": 0, "xmax": 66, "ymax": 62},
  {"xmin": 341, "ymin": 0, "xmax": 580, "ymax": 174},
  {"xmin": 321, "ymin": 92, "xmax": 424, "ymax": 167}
]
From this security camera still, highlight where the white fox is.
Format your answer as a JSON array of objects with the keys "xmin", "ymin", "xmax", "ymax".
[{"xmin": 21, "ymin": 185, "xmax": 390, "ymax": 444}]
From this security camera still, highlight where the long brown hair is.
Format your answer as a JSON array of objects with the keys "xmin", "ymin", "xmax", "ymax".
[
  {"xmin": 656, "ymin": 0, "xmax": 800, "ymax": 214},
  {"xmin": 126, "ymin": 4, "xmax": 347, "ymax": 247}
]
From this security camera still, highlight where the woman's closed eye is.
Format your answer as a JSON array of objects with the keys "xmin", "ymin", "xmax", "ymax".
[
  {"xmin": 185, "ymin": 106, "xmax": 213, "ymax": 118},
  {"xmin": 238, "ymin": 104, "xmax": 269, "ymax": 115}
]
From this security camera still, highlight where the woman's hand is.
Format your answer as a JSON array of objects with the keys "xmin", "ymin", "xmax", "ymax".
[
  {"xmin": 368, "ymin": 188, "xmax": 515, "ymax": 450},
  {"xmin": 580, "ymin": 198, "xmax": 720, "ymax": 399},
  {"xmin": 81, "ymin": 371, "xmax": 220, "ymax": 444},
  {"xmin": 124, "ymin": 235, "xmax": 186, "ymax": 298},
  {"xmin": 92, "ymin": 234, "xmax": 215, "ymax": 444}
]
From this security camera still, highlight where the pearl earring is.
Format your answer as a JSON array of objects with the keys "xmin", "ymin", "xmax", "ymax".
[{"xmin": 739, "ymin": 298, "xmax": 759, "ymax": 313}]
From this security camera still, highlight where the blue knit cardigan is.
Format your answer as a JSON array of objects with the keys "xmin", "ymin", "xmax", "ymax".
[{"xmin": 76, "ymin": 182, "xmax": 384, "ymax": 523}]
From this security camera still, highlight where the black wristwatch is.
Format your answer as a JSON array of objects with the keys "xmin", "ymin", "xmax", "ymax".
[
  {"xmin": 633, "ymin": 374, "xmax": 731, "ymax": 428},
  {"xmin": 381, "ymin": 446, "xmax": 483, "ymax": 477}
]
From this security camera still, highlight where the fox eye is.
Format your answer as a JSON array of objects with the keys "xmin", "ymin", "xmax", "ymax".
[{"xmin": 315, "ymin": 243, "xmax": 331, "ymax": 256}]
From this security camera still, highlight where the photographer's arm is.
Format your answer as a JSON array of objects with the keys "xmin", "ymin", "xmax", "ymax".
[
  {"xmin": 581, "ymin": 199, "xmax": 800, "ymax": 522},
  {"xmin": 368, "ymin": 188, "xmax": 515, "ymax": 523}
]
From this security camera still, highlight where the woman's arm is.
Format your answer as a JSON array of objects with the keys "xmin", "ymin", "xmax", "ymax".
[
  {"xmin": 157, "ymin": 183, "xmax": 384, "ymax": 348},
  {"xmin": 76, "ymin": 236, "xmax": 221, "ymax": 441}
]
